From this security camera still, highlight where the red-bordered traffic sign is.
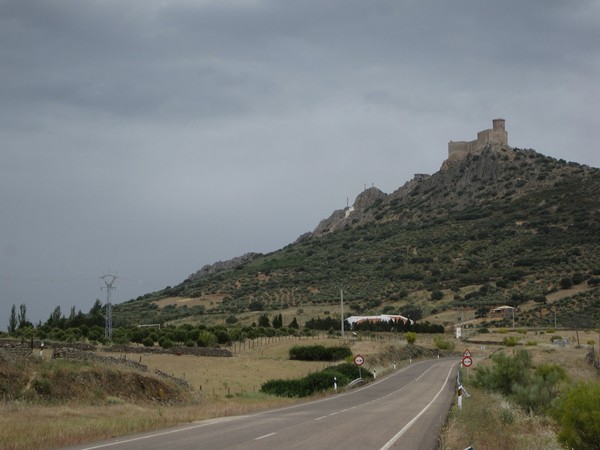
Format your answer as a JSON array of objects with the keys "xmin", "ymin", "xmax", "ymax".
[
  {"xmin": 463, "ymin": 349, "xmax": 472, "ymax": 358},
  {"xmin": 354, "ymin": 355, "xmax": 365, "ymax": 366},
  {"xmin": 462, "ymin": 356, "xmax": 473, "ymax": 367}
]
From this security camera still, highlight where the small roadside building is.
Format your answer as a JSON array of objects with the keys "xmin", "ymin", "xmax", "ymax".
[{"xmin": 491, "ymin": 305, "xmax": 516, "ymax": 319}]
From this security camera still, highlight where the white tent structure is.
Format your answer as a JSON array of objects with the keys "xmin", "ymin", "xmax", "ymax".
[{"xmin": 345, "ymin": 314, "xmax": 413, "ymax": 329}]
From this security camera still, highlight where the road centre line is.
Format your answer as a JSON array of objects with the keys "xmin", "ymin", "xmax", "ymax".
[{"xmin": 255, "ymin": 432, "xmax": 277, "ymax": 440}]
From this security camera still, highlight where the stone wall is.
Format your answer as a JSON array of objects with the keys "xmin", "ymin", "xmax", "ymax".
[
  {"xmin": 0, "ymin": 338, "xmax": 232, "ymax": 358},
  {"xmin": 104, "ymin": 344, "xmax": 233, "ymax": 357},
  {"xmin": 51, "ymin": 347, "xmax": 191, "ymax": 388}
]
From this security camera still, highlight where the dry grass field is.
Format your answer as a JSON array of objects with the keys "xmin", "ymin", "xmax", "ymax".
[{"xmin": 110, "ymin": 336, "xmax": 411, "ymax": 397}]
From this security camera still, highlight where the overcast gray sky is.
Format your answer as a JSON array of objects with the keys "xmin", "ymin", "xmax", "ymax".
[{"xmin": 1, "ymin": 1, "xmax": 599, "ymax": 325}]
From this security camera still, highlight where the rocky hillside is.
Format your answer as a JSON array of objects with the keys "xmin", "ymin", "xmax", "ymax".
[{"xmin": 115, "ymin": 145, "xmax": 600, "ymax": 328}]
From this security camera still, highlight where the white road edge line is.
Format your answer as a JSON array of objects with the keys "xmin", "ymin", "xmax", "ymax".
[
  {"xmin": 255, "ymin": 432, "xmax": 277, "ymax": 440},
  {"xmin": 379, "ymin": 363, "xmax": 456, "ymax": 450},
  {"xmin": 79, "ymin": 420, "xmax": 231, "ymax": 449}
]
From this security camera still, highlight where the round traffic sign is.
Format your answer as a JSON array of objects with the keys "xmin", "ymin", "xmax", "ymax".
[
  {"xmin": 354, "ymin": 355, "xmax": 364, "ymax": 366},
  {"xmin": 462, "ymin": 356, "xmax": 473, "ymax": 367}
]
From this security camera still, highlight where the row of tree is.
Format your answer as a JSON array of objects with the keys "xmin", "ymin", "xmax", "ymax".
[
  {"xmin": 5, "ymin": 300, "xmax": 445, "ymax": 347},
  {"xmin": 6, "ymin": 300, "xmax": 106, "ymax": 334}
]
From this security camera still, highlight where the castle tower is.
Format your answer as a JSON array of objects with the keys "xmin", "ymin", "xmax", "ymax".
[{"xmin": 492, "ymin": 118, "xmax": 505, "ymax": 131}]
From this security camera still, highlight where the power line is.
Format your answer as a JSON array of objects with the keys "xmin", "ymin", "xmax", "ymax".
[{"xmin": 0, "ymin": 275, "xmax": 98, "ymax": 283}]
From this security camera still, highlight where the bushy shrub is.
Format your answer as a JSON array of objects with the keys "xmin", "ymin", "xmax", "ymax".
[
  {"xmin": 33, "ymin": 377, "xmax": 52, "ymax": 397},
  {"xmin": 512, "ymin": 364, "xmax": 567, "ymax": 414},
  {"xmin": 433, "ymin": 336, "xmax": 455, "ymax": 351},
  {"xmin": 474, "ymin": 350, "xmax": 568, "ymax": 414},
  {"xmin": 503, "ymin": 336, "xmax": 520, "ymax": 347},
  {"xmin": 553, "ymin": 381, "xmax": 600, "ymax": 449},
  {"xmin": 474, "ymin": 349, "xmax": 532, "ymax": 396}
]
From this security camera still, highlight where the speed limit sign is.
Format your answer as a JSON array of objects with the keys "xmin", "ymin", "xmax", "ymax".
[{"xmin": 354, "ymin": 355, "xmax": 364, "ymax": 366}]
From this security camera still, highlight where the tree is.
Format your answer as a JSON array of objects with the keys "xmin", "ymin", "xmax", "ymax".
[
  {"xmin": 18, "ymin": 303, "xmax": 29, "ymax": 329},
  {"xmin": 559, "ymin": 276, "xmax": 573, "ymax": 289},
  {"xmin": 405, "ymin": 332, "xmax": 417, "ymax": 345},
  {"xmin": 47, "ymin": 306, "xmax": 63, "ymax": 328},
  {"xmin": 225, "ymin": 315, "xmax": 238, "ymax": 324},
  {"xmin": 288, "ymin": 317, "xmax": 300, "ymax": 329},
  {"xmin": 400, "ymin": 305, "xmax": 423, "ymax": 321},
  {"xmin": 430, "ymin": 290, "xmax": 444, "ymax": 301},
  {"xmin": 197, "ymin": 330, "xmax": 217, "ymax": 347},
  {"xmin": 88, "ymin": 299, "xmax": 105, "ymax": 327},
  {"xmin": 258, "ymin": 313, "xmax": 270, "ymax": 327},
  {"xmin": 272, "ymin": 313, "xmax": 283, "ymax": 329},
  {"xmin": 8, "ymin": 304, "xmax": 17, "ymax": 334},
  {"xmin": 475, "ymin": 305, "xmax": 489, "ymax": 318}
]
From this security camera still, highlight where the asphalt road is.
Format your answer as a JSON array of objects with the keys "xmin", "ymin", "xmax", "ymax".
[{"xmin": 65, "ymin": 357, "xmax": 460, "ymax": 450}]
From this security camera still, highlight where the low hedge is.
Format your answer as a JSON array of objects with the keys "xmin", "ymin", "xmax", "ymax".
[
  {"xmin": 261, "ymin": 363, "xmax": 368, "ymax": 397},
  {"xmin": 288, "ymin": 345, "xmax": 352, "ymax": 361}
]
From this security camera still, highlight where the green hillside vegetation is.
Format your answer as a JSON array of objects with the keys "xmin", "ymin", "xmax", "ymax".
[
  {"xmin": 3, "ymin": 146, "xmax": 599, "ymax": 343},
  {"xmin": 109, "ymin": 147, "xmax": 600, "ymax": 331}
]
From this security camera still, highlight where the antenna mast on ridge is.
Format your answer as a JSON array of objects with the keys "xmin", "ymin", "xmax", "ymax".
[{"xmin": 100, "ymin": 274, "xmax": 118, "ymax": 341}]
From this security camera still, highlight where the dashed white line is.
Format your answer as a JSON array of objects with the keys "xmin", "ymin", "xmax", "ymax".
[{"xmin": 255, "ymin": 432, "xmax": 277, "ymax": 440}]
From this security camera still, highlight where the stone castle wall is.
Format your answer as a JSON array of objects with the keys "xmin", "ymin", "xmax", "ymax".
[{"xmin": 448, "ymin": 119, "xmax": 508, "ymax": 161}]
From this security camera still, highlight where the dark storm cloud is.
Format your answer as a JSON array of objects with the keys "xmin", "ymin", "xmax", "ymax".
[{"xmin": 1, "ymin": 0, "xmax": 598, "ymax": 323}]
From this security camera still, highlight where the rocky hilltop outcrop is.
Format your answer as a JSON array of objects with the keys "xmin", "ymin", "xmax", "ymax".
[
  {"xmin": 308, "ymin": 144, "xmax": 597, "ymax": 238},
  {"xmin": 187, "ymin": 252, "xmax": 259, "ymax": 281},
  {"xmin": 309, "ymin": 187, "xmax": 387, "ymax": 237}
]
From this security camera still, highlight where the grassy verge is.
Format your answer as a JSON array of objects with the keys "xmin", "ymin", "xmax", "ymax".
[
  {"xmin": 440, "ymin": 329, "xmax": 600, "ymax": 449},
  {"xmin": 440, "ymin": 386, "xmax": 562, "ymax": 450},
  {"xmin": 0, "ymin": 395, "xmax": 297, "ymax": 450}
]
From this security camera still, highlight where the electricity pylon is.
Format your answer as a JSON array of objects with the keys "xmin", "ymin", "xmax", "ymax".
[{"xmin": 100, "ymin": 275, "xmax": 118, "ymax": 340}]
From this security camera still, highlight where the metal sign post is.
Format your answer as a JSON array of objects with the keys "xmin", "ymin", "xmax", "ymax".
[{"xmin": 354, "ymin": 355, "xmax": 364, "ymax": 379}]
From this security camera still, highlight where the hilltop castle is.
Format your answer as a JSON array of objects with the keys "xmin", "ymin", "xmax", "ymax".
[{"xmin": 448, "ymin": 119, "xmax": 508, "ymax": 161}]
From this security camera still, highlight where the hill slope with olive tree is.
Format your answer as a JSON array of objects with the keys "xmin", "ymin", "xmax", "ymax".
[{"xmin": 114, "ymin": 146, "xmax": 600, "ymax": 329}]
